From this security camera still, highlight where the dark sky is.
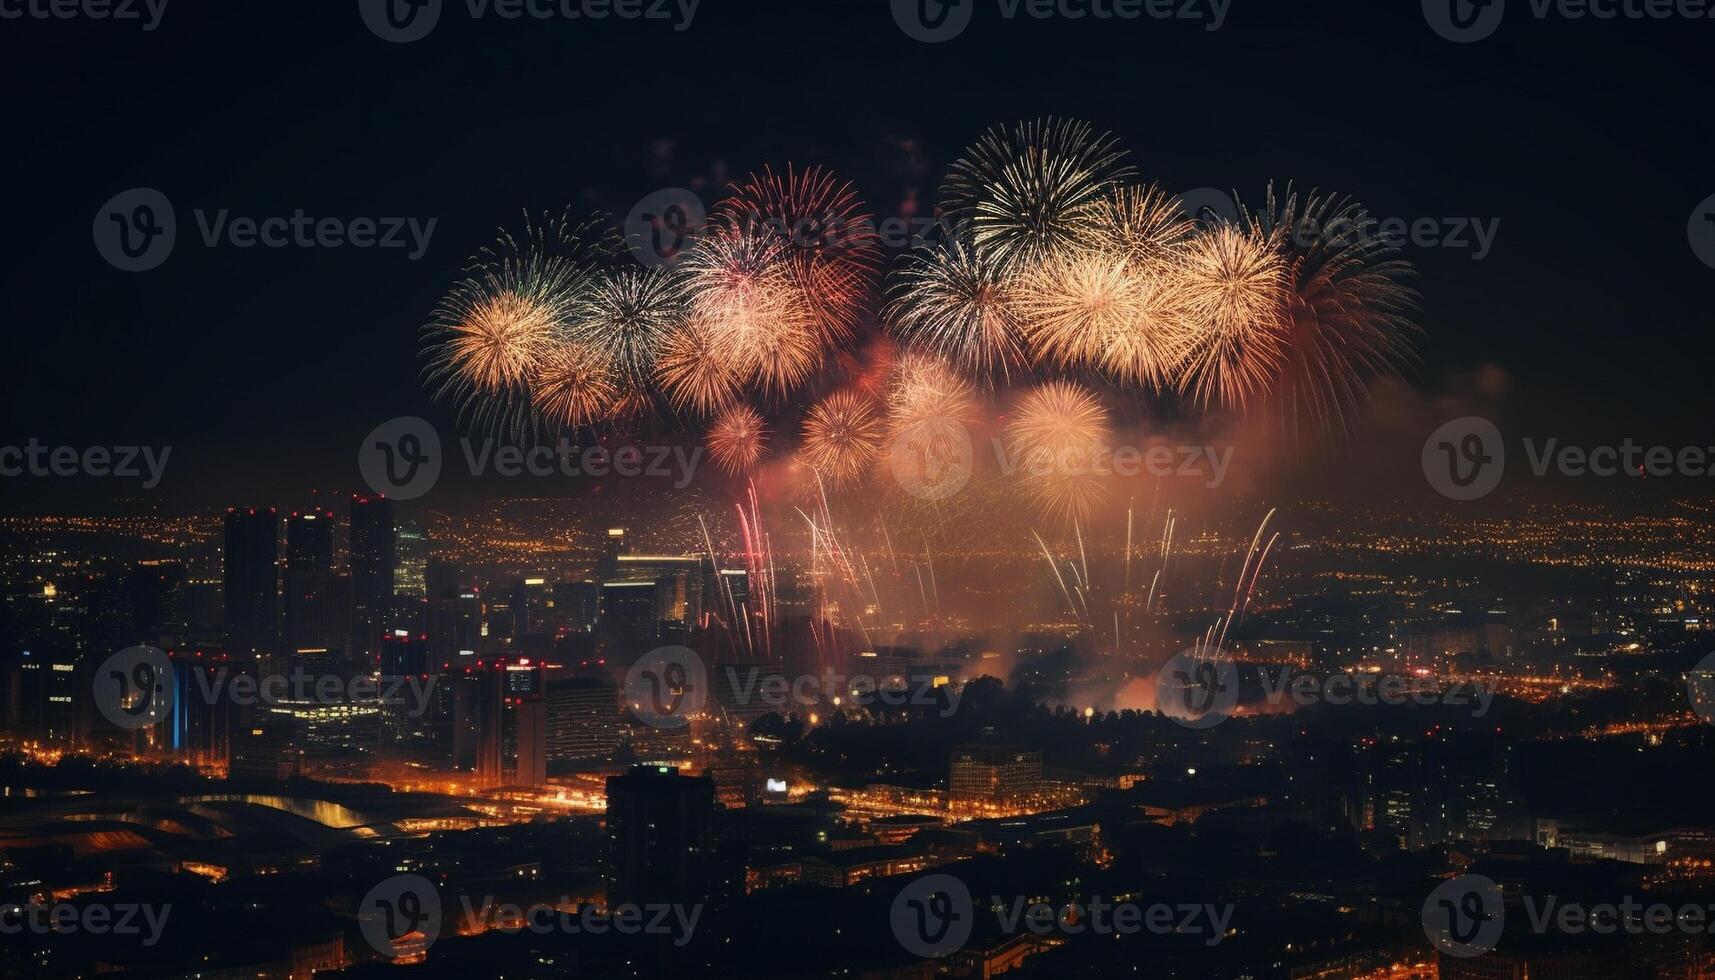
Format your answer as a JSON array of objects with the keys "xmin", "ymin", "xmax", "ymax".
[{"xmin": 2, "ymin": 0, "xmax": 1710, "ymax": 505}]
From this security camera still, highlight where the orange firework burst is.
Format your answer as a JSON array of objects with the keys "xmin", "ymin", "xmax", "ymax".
[
  {"xmin": 424, "ymin": 212, "xmax": 613, "ymax": 438},
  {"xmin": 717, "ymin": 166, "xmax": 881, "ymax": 348},
  {"xmin": 531, "ymin": 336, "xmax": 618, "ymax": 431},
  {"xmin": 1078, "ymin": 184, "xmax": 1197, "ymax": 262},
  {"xmin": 941, "ymin": 116, "xmax": 1135, "ymax": 269},
  {"xmin": 655, "ymin": 314, "xmax": 742, "ymax": 416},
  {"xmin": 1004, "ymin": 381, "xmax": 1113, "ymax": 521},
  {"xmin": 1240, "ymin": 184, "xmax": 1420, "ymax": 441},
  {"xmin": 707, "ymin": 404, "xmax": 769, "ymax": 474},
  {"xmin": 889, "ymin": 352, "xmax": 980, "ymax": 430},
  {"xmin": 681, "ymin": 223, "xmax": 820, "ymax": 399},
  {"xmin": 800, "ymin": 389, "xmax": 885, "ymax": 487},
  {"xmin": 1017, "ymin": 249, "xmax": 1194, "ymax": 389},
  {"xmin": 886, "ymin": 239, "xmax": 1028, "ymax": 385},
  {"xmin": 1177, "ymin": 222, "xmax": 1289, "ymax": 410},
  {"xmin": 442, "ymin": 290, "xmax": 558, "ymax": 394}
]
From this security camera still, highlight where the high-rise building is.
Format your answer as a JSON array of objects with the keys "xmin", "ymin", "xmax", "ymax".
[
  {"xmin": 605, "ymin": 765, "xmax": 716, "ymax": 906},
  {"xmin": 546, "ymin": 677, "xmax": 620, "ymax": 761},
  {"xmin": 451, "ymin": 664, "xmax": 504, "ymax": 783},
  {"xmin": 284, "ymin": 509, "xmax": 337, "ymax": 652},
  {"xmin": 394, "ymin": 520, "xmax": 429, "ymax": 602},
  {"xmin": 350, "ymin": 495, "xmax": 395, "ymax": 664},
  {"xmin": 600, "ymin": 581, "xmax": 660, "ymax": 663},
  {"xmin": 553, "ymin": 581, "xmax": 601, "ymax": 635},
  {"xmin": 224, "ymin": 507, "xmax": 279, "ymax": 654}
]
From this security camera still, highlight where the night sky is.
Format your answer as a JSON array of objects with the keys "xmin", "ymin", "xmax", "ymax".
[{"xmin": 3, "ymin": 0, "xmax": 1710, "ymax": 504}]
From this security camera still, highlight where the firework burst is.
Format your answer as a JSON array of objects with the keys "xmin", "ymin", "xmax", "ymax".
[
  {"xmin": 708, "ymin": 404, "xmax": 769, "ymax": 475},
  {"xmin": 573, "ymin": 265, "xmax": 684, "ymax": 395},
  {"xmin": 1177, "ymin": 222, "xmax": 1290, "ymax": 410},
  {"xmin": 886, "ymin": 239, "xmax": 1028, "ymax": 384},
  {"xmin": 1018, "ymin": 249, "xmax": 1195, "ymax": 388},
  {"xmin": 801, "ymin": 389, "xmax": 885, "ymax": 487},
  {"xmin": 717, "ymin": 166, "xmax": 881, "ymax": 348},
  {"xmin": 1076, "ymin": 184, "xmax": 1197, "ymax": 263},
  {"xmin": 423, "ymin": 213, "xmax": 612, "ymax": 438},
  {"xmin": 1005, "ymin": 381, "xmax": 1113, "ymax": 521},
  {"xmin": 680, "ymin": 223, "xmax": 820, "ymax": 399},
  {"xmin": 941, "ymin": 116, "xmax": 1135, "ymax": 269},
  {"xmin": 1240, "ymin": 184, "xmax": 1420, "ymax": 440},
  {"xmin": 530, "ymin": 336, "xmax": 619, "ymax": 432},
  {"xmin": 655, "ymin": 314, "xmax": 743, "ymax": 416}
]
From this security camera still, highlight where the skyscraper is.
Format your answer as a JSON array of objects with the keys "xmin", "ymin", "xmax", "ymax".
[
  {"xmin": 349, "ymin": 495, "xmax": 395, "ymax": 664},
  {"xmin": 605, "ymin": 765, "xmax": 716, "ymax": 906},
  {"xmin": 223, "ymin": 507, "xmax": 279, "ymax": 654},
  {"xmin": 284, "ymin": 508, "xmax": 336, "ymax": 651}
]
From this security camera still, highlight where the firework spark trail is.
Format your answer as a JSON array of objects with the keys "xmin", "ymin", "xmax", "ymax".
[
  {"xmin": 698, "ymin": 515, "xmax": 744, "ymax": 653},
  {"xmin": 913, "ymin": 565, "xmax": 930, "ymax": 618},
  {"xmin": 924, "ymin": 539, "xmax": 941, "ymax": 618},
  {"xmin": 1075, "ymin": 519, "xmax": 1091, "ymax": 595},
  {"xmin": 1032, "ymin": 531, "xmax": 1082, "ymax": 622},
  {"xmin": 1216, "ymin": 509, "xmax": 1278, "ymax": 652},
  {"xmin": 1124, "ymin": 501, "xmax": 1134, "ymax": 591},
  {"xmin": 1242, "ymin": 532, "xmax": 1281, "ymax": 620},
  {"xmin": 1146, "ymin": 569, "xmax": 1161, "ymax": 612}
]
